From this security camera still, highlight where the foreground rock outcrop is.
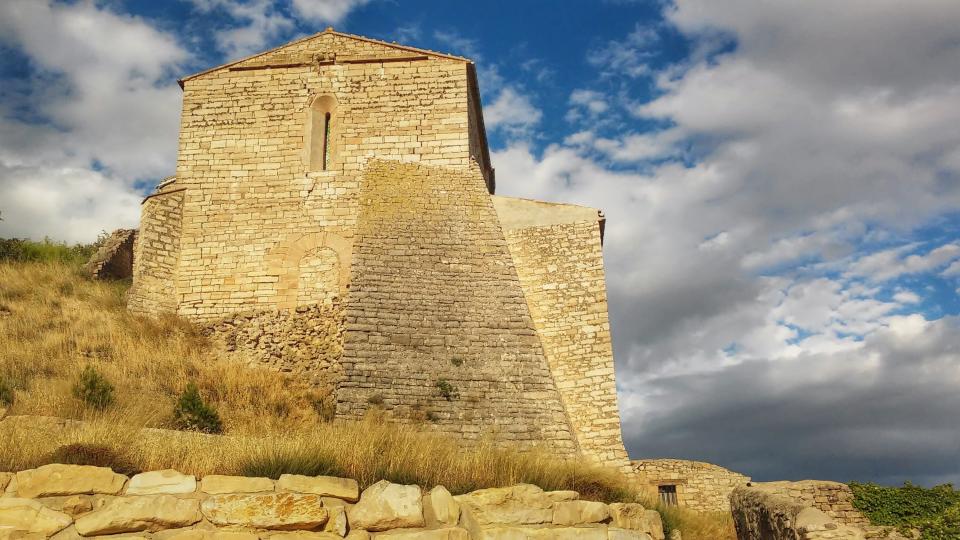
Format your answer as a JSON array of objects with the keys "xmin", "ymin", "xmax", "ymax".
[{"xmin": 0, "ymin": 464, "xmax": 664, "ymax": 539}]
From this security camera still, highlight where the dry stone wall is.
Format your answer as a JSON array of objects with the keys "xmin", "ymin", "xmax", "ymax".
[
  {"xmin": 203, "ymin": 302, "xmax": 345, "ymax": 389},
  {"xmin": 730, "ymin": 485, "xmax": 909, "ymax": 540},
  {"xmin": 84, "ymin": 229, "xmax": 137, "ymax": 280},
  {"xmin": 748, "ymin": 482, "xmax": 870, "ymax": 528},
  {"xmin": 0, "ymin": 464, "xmax": 664, "ymax": 540},
  {"xmin": 337, "ymin": 160, "xmax": 576, "ymax": 454},
  {"xmin": 632, "ymin": 459, "xmax": 750, "ymax": 512},
  {"xmin": 501, "ymin": 220, "xmax": 629, "ymax": 469}
]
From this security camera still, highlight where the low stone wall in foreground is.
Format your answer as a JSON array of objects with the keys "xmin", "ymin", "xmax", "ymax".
[
  {"xmin": 0, "ymin": 464, "xmax": 665, "ymax": 540},
  {"xmin": 730, "ymin": 484, "xmax": 913, "ymax": 540}
]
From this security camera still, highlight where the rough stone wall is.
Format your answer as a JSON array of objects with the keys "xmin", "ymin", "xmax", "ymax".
[
  {"xmin": 171, "ymin": 31, "xmax": 480, "ymax": 321},
  {"xmin": 750, "ymin": 481, "xmax": 870, "ymax": 528},
  {"xmin": 501, "ymin": 220, "xmax": 628, "ymax": 469},
  {"xmin": 730, "ymin": 485, "xmax": 909, "ymax": 540},
  {"xmin": 337, "ymin": 160, "xmax": 577, "ymax": 454},
  {"xmin": 0, "ymin": 463, "xmax": 664, "ymax": 539},
  {"xmin": 128, "ymin": 190, "xmax": 184, "ymax": 314},
  {"xmin": 204, "ymin": 302, "xmax": 345, "ymax": 389},
  {"xmin": 83, "ymin": 229, "xmax": 137, "ymax": 280},
  {"xmin": 632, "ymin": 459, "xmax": 750, "ymax": 513}
]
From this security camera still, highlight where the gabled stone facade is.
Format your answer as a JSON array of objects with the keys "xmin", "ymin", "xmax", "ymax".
[{"xmin": 128, "ymin": 29, "xmax": 629, "ymax": 469}]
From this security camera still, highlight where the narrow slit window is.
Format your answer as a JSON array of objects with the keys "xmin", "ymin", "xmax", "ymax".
[
  {"xmin": 309, "ymin": 95, "xmax": 336, "ymax": 171},
  {"xmin": 658, "ymin": 485, "xmax": 678, "ymax": 506},
  {"xmin": 323, "ymin": 112, "xmax": 331, "ymax": 171}
]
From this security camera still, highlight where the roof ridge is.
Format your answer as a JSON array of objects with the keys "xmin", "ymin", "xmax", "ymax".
[{"xmin": 178, "ymin": 27, "xmax": 472, "ymax": 87}]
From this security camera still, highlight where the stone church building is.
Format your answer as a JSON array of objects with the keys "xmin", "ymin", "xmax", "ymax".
[{"xmin": 128, "ymin": 29, "xmax": 630, "ymax": 469}]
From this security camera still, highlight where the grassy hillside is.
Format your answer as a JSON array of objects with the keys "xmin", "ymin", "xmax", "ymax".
[{"xmin": 0, "ymin": 239, "xmax": 735, "ymax": 539}]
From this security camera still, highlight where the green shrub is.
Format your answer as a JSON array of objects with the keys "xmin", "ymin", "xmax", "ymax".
[
  {"xmin": 0, "ymin": 378, "xmax": 13, "ymax": 407},
  {"xmin": 0, "ymin": 237, "xmax": 98, "ymax": 265},
  {"xmin": 173, "ymin": 383, "xmax": 223, "ymax": 434},
  {"xmin": 435, "ymin": 379, "xmax": 459, "ymax": 400},
  {"xmin": 850, "ymin": 481, "xmax": 960, "ymax": 540},
  {"xmin": 72, "ymin": 366, "xmax": 115, "ymax": 410}
]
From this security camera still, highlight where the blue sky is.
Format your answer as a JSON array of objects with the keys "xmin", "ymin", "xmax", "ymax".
[{"xmin": 1, "ymin": 0, "xmax": 960, "ymax": 486}]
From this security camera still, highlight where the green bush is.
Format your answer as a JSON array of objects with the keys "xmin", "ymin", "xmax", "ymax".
[
  {"xmin": 435, "ymin": 379, "xmax": 459, "ymax": 400},
  {"xmin": 850, "ymin": 481, "xmax": 960, "ymax": 540},
  {"xmin": 0, "ymin": 237, "xmax": 99, "ymax": 265},
  {"xmin": 72, "ymin": 366, "xmax": 115, "ymax": 410},
  {"xmin": 173, "ymin": 383, "xmax": 223, "ymax": 434}
]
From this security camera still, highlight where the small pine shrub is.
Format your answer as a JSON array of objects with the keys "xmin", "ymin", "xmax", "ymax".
[
  {"xmin": 72, "ymin": 366, "xmax": 115, "ymax": 410},
  {"xmin": 173, "ymin": 383, "xmax": 223, "ymax": 434},
  {"xmin": 366, "ymin": 393, "xmax": 385, "ymax": 406},
  {"xmin": 450, "ymin": 357, "xmax": 464, "ymax": 367},
  {"xmin": 435, "ymin": 379, "xmax": 459, "ymax": 400}
]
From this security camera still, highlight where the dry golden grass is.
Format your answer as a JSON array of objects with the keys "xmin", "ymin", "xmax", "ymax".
[
  {"xmin": 0, "ymin": 259, "xmax": 735, "ymax": 537},
  {"xmin": 0, "ymin": 260, "xmax": 326, "ymax": 434}
]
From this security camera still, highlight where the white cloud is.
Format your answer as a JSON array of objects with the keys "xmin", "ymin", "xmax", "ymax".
[
  {"xmin": 847, "ymin": 243, "xmax": 960, "ymax": 282},
  {"xmin": 290, "ymin": 0, "xmax": 371, "ymax": 25},
  {"xmin": 0, "ymin": 0, "xmax": 189, "ymax": 242},
  {"xmin": 191, "ymin": 0, "xmax": 295, "ymax": 59},
  {"xmin": 484, "ymin": 87, "xmax": 542, "ymax": 138},
  {"xmin": 587, "ymin": 23, "xmax": 658, "ymax": 78},
  {"xmin": 568, "ymin": 89, "xmax": 609, "ymax": 118}
]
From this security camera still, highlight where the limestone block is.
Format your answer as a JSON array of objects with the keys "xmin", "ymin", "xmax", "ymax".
[
  {"xmin": 609, "ymin": 528, "xmax": 653, "ymax": 540},
  {"xmin": 16, "ymin": 464, "xmax": 127, "ymax": 498},
  {"xmin": 0, "ymin": 473, "xmax": 11, "ymax": 493},
  {"xmin": 200, "ymin": 474, "xmax": 275, "ymax": 494},
  {"xmin": 263, "ymin": 533, "xmax": 344, "ymax": 540},
  {"xmin": 423, "ymin": 485, "xmax": 460, "ymax": 527},
  {"xmin": 552, "ymin": 500, "xmax": 609, "ymax": 525},
  {"xmin": 0, "ymin": 497, "xmax": 73, "ymax": 535},
  {"xmin": 371, "ymin": 528, "xmax": 469, "ymax": 539},
  {"xmin": 345, "ymin": 532, "xmax": 371, "ymax": 540},
  {"xmin": 544, "ymin": 491, "xmax": 579, "ymax": 503},
  {"xmin": 470, "ymin": 525, "xmax": 608, "ymax": 540},
  {"xmin": 74, "ymin": 495, "xmax": 201, "ymax": 535},
  {"xmin": 454, "ymin": 484, "xmax": 553, "ymax": 526},
  {"xmin": 164, "ymin": 530, "xmax": 260, "ymax": 540},
  {"xmin": 126, "ymin": 469, "xmax": 197, "ymax": 495},
  {"xmin": 608, "ymin": 504, "xmax": 663, "ymax": 540},
  {"xmin": 347, "ymin": 480, "xmax": 424, "ymax": 532},
  {"xmin": 278, "ymin": 474, "xmax": 360, "ymax": 502},
  {"xmin": 201, "ymin": 493, "xmax": 328, "ymax": 530},
  {"xmin": 61, "ymin": 495, "xmax": 94, "ymax": 515},
  {"xmin": 323, "ymin": 502, "xmax": 348, "ymax": 536}
]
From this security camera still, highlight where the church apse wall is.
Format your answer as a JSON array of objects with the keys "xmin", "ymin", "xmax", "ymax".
[{"xmin": 127, "ymin": 29, "xmax": 630, "ymax": 469}]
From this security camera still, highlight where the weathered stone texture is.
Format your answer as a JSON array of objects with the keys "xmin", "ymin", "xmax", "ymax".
[
  {"xmin": 632, "ymin": 459, "xmax": 751, "ymax": 512},
  {"xmin": 337, "ymin": 160, "xmax": 576, "ymax": 452},
  {"xmin": 730, "ymin": 486, "xmax": 868, "ymax": 540},
  {"xmin": 500, "ymin": 216, "xmax": 629, "ymax": 467},
  {"xmin": 84, "ymin": 228, "xmax": 137, "ymax": 280},
  {"xmin": 750, "ymin": 481, "xmax": 870, "ymax": 528},
  {"xmin": 204, "ymin": 302, "xmax": 345, "ymax": 389}
]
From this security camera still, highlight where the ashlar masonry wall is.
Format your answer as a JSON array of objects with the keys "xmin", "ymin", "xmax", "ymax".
[
  {"xmin": 337, "ymin": 160, "xmax": 577, "ymax": 454},
  {"xmin": 128, "ymin": 188, "xmax": 184, "ymax": 315},
  {"xmin": 496, "ymin": 201, "xmax": 629, "ymax": 469},
  {"xmin": 164, "ymin": 31, "xmax": 487, "ymax": 321},
  {"xmin": 632, "ymin": 459, "xmax": 750, "ymax": 513}
]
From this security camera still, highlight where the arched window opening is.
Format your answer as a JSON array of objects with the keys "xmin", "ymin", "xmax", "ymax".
[{"xmin": 309, "ymin": 95, "xmax": 337, "ymax": 172}]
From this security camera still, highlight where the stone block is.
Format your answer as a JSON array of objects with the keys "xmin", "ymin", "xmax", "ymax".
[
  {"xmin": 16, "ymin": 464, "xmax": 127, "ymax": 498},
  {"xmin": 347, "ymin": 480, "xmax": 424, "ymax": 532},
  {"xmin": 0, "ymin": 497, "xmax": 73, "ymax": 536},
  {"xmin": 74, "ymin": 494, "xmax": 201, "ymax": 535},
  {"xmin": 200, "ymin": 474, "xmax": 275, "ymax": 494},
  {"xmin": 278, "ymin": 474, "xmax": 360, "ymax": 502},
  {"xmin": 126, "ymin": 469, "xmax": 197, "ymax": 495},
  {"xmin": 201, "ymin": 493, "xmax": 328, "ymax": 530}
]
